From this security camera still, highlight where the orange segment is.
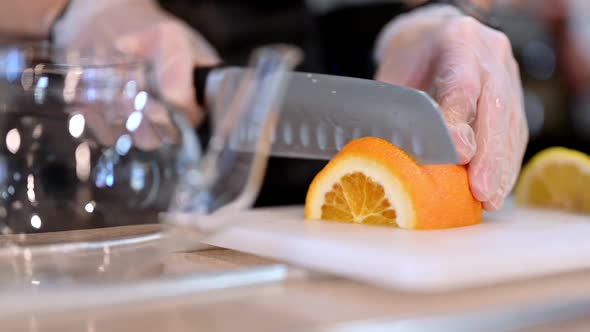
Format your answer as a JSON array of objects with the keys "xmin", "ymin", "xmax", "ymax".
[
  {"xmin": 321, "ymin": 172, "xmax": 397, "ymax": 226},
  {"xmin": 305, "ymin": 137, "xmax": 482, "ymax": 230}
]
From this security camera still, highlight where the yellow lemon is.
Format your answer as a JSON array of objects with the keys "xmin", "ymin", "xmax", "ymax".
[{"xmin": 514, "ymin": 147, "xmax": 590, "ymax": 213}]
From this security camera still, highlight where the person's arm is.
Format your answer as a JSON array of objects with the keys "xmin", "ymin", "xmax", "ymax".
[{"xmin": 0, "ymin": 0, "xmax": 69, "ymax": 40}]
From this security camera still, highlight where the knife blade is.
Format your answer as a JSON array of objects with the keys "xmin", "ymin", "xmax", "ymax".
[{"xmin": 194, "ymin": 66, "xmax": 459, "ymax": 165}]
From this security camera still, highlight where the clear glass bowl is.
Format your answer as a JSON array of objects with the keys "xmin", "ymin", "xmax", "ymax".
[
  {"xmin": 0, "ymin": 44, "xmax": 195, "ymax": 234},
  {"xmin": 0, "ymin": 42, "xmax": 201, "ymax": 290},
  {"xmin": 0, "ymin": 42, "xmax": 301, "ymax": 299}
]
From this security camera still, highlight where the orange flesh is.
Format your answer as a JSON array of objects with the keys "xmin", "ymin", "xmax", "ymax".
[{"xmin": 321, "ymin": 172, "xmax": 397, "ymax": 226}]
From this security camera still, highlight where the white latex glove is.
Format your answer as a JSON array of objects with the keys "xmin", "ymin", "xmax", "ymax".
[
  {"xmin": 53, "ymin": 0, "xmax": 220, "ymax": 126},
  {"xmin": 374, "ymin": 4, "xmax": 529, "ymax": 211}
]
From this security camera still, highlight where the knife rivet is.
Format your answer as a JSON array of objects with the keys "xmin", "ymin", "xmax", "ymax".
[
  {"xmin": 283, "ymin": 122, "xmax": 293, "ymax": 145},
  {"xmin": 335, "ymin": 127, "xmax": 345, "ymax": 150},
  {"xmin": 411, "ymin": 137, "xmax": 424, "ymax": 156},
  {"xmin": 317, "ymin": 125, "xmax": 327, "ymax": 150},
  {"xmin": 299, "ymin": 123, "xmax": 310, "ymax": 147}
]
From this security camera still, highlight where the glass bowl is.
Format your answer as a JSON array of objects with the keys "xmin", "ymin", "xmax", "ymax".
[{"xmin": 0, "ymin": 42, "xmax": 301, "ymax": 297}]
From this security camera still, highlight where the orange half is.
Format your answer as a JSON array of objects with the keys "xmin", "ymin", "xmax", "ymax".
[{"xmin": 305, "ymin": 137, "xmax": 482, "ymax": 230}]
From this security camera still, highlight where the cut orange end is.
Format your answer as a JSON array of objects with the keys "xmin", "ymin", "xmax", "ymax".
[{"xmin": 305, "ymin": 137, "xmax": 482, "ymax": 230}]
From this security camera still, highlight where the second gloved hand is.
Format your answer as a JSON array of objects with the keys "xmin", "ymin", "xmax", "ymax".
[
  {"xmin": 53, "ymin": 0, "xmax": 220, "ymax": 126},
  {"xmin": 374, "ymin": 4, "xmax": 529, "ymax": 211}
]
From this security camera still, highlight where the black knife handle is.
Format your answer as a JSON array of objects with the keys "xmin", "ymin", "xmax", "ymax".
[{"xmin": 193, "ymin": 64, "xmax": 224, "ymax": 107}]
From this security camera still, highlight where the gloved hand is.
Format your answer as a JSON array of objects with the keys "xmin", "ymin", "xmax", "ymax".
[
  {"xmin": 53, "ymin": 0, "xmax": 220, "ymax": 126},
  {"xmin": 374, "ymin": 4, "xmax": 529, "ymax": 211}
]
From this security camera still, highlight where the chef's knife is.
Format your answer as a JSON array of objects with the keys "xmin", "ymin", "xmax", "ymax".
[{"xmin": 194, "ymin": 66, "xmax": 459, "ymax": 165}]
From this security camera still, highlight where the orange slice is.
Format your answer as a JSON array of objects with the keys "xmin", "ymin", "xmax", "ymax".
[{"xmin": 305, "ymin": 137, "xmax": 482, "ymax": 230}]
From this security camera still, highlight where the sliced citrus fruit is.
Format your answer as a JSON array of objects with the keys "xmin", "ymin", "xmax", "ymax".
[
  {"xmin": 305, "ymin": 137, "xmax": 482, "ymax": 230},
  {"xmin": 514, "ymin": 147, "xmax": 590, "ymax": 213}
]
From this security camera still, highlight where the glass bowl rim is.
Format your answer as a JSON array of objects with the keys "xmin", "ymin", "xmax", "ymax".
[{"xmin": 0, "ymin": 41, "xmax": 149, "ymax": 73}]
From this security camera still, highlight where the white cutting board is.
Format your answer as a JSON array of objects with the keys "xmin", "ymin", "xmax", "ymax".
[{"xmin": 198, "ymin": 201, "xmax": 590, "ymax": 292}]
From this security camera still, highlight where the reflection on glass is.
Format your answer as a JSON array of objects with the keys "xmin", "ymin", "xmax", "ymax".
[
  {"xmin": 32, "ymin": 124, "xmax": 42, "ymax": 139},
  {"xmin": 124, "ymin": 80, "xmax": 137, "ymax": 98},
  {"xmin": 5, "ymin": 128, "xmax": 20, "ymax": 154},
  {"xmin": 63, "ymin": 68, "xmax": 82, "ymax": 103},
  {"xmin": 86, "ymin": 89, "xmax": 97, "ymax": 102},
  {"xmin": 130, "ymin": 162, "xmax": 146, "ymax": 192},
  {"xmin": 68, "ymin": 114, "xmax": 85, "ymax": 138},
  {"xmin": 26, "ymin": 174, "xmax": 35, "ymax": 203},
  {"xmin": 20, "ymin": 68, "xmax": 33, "ymax": 90},
  {"xmin": 30, "ymin": 214, "xmax": 41, "ymax": 229},
  {"xmin": 115, "ymin": 135, "xmax": 132, "ymax": 156},
  {"xmin": 75, "ymin": 142, "xmax": 91, "ymax": 181},
  {"xmin": 84, "ymin": 201, "xmax": 95, "ymax": 213},
  {"xmin": 134, "ymin": 91, "xmax": 147, "ymax": 111},
  {"xmin": 11, "ymin": 201, "xmax": 22, "ymax": 210},
  {"xmin": 3, "ymin": 48, "xmax": 22, "ymax": 82},
  {"xmin": 26, "ymin": 190, "xmax": 35, "ymax": 203},
  {"xmin": 125, "ymin": 111, "xmax": 143, "ymax": 132},
  {"xmin": 34, "ymin": 76, "xmax": 48, "ymax": 104},
  {"xmin": 23, "ymin": 248, "xmax": 31, "ymax": 261}
]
